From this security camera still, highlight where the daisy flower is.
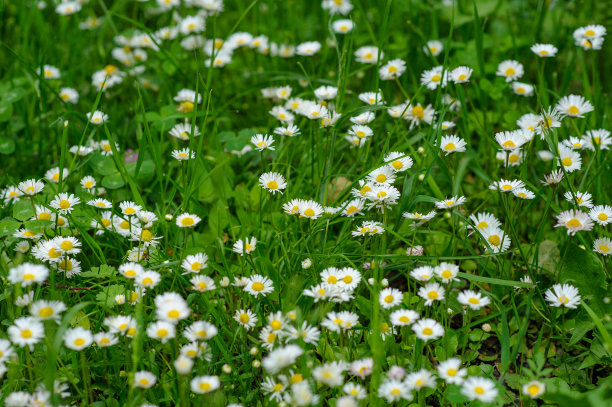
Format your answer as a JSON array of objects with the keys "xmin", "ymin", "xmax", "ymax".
[
  {"xmin": 259, "ymin": 172, "xmax": 287, "ymax": 194},
  {"xmin": 489, "ymin": 179, "xmax": 525, "ymax": 193},
  {"xmin": 378, "ymin": 379, "xmax": 412, "ymax": 402},
  {"xmin": 355, "ymin": 46, "xmax": 382, "ymax": 64},
  {"xmin": 437, "ymin": 358, "xmax": 467, "ymax": 385},
  {"xmin": 49, "ymin": 193, "xmax": 80, "ymax": 213},
  {"xmin": 423, "ymin": 40, "xmax": 443, "ymax": 56},
  {"xmin": 410, "ymin": 265, "xmax": 434, "ymax": 281},
  {"xmin": 351, "ymin": 221, "xmax": 384, "ymax": 237},
  {"xmin": 8, "ymin": 317, "xmax": 45, "ymax": 350},
  {"xmin": 457, "ymin": 290, "xmax": 491, "ymax": 310},
  {"xmin": 390, "ymin": 309, "xmax": 419, "ymax": 327},
  {"xmin": 496, "ymin": 60, "xmax": 524, "ymax": 82},
  {"xmin": 564, "ymin": 191, "xmax": 593, "ymax": 208},
  {"xmin": 234, "ymin": 309, "xmax": 258, "ymax": 329},
  {"xmin": 190, "ymin": 376, "xmax": 220, "ymax": 394},
  {"xmin": 451, "ymin": 66, "xmax": 473, "ymax": 83},
  {"xmin": 86, "ymin": 110, "xmax": 108, "ymax": 125},
  {"xmin": 589, "ymin": 205, "xmax": 612, "ymax": 226},
  {"xmin": 384, "ymin": 151, "xmax": 413, "ymax": 172},
  {"xmin": 556, "ymin": 94, "xmax": 594, "ymax": 118},
  {"xmin": 299, "ymin": 200, "xmax": 324, "ymax": 219},
  {"xmin": 593, "ymin": 237, "xmax": 612, "ymax": 256},
  {"xmin": 434, "ymin": 195, "xmax": 466, "ymax": 210},
  {"xmin": 557, "ymin": 146, "xmax": 582, "ymax": 173},
  {"xmin": 495, "ymin": 130, "xmax": 528, "ymax": 150},
  {"xmin": 531, "ymin": 43, "xmax": 558, "ymax": 57},
  {"xmin": 243, "ymin": 274, "xmax": 274, "ymax": 297},
  {"xmin": 439, "ymin": 134, "xmax": 467, "ymax": 155},
  {"xmin": 262, "ymin": 345, "xmax": 303, "ymax": 374},
  {"xmin": 64, "ymin": 327, "xmax": 93, "ymax": 351},
  {"xmin": 251, "ymin": 134, "xmax": 275, "ymax": 151},
  {"xmin": 461, "ymin": 377, "xmax": 498, "ymax": 402},
  {"xmin": 420, "ymin": 66, "xmax": 448, "ymax": 89},
  {"xmin": 313, "ymin": 362, "xmax": 348, "ymax": 387},
  {"xmin": 169, "ymin": 122, "xmax": 200, "ymax": 141},
  {"xmin": 379, "ymin": 59, "xmax": 406, "ymax": 80},
  {"xmin": 435, "ymin": 262, "xmax": 459, "ymax": 283},
  {"xmin": 418, "ymin": 282, "xmax": 445, "ymax": 306},
  {"xmin": 359, "ymin": 91, "xmax": 383, "ymax": 105},
  {"xmin": 544, "ymin": 284, "xmax": 581, "ymax": 308},
  {"xmin": 176, "ymin": 213, "xmax": 201, "ymax": 228},
  {"xmin": 523, "ymin": 380, "xmax": 546, "ymax": 399},
  {"xmin": 583, "ymin": 129, "xmax": 611, "ymax": 150},
  {"xmin": 134, "ymin": 371, "xmax": 157, "ymax": 389},
  {"xmin": 480, "ymin": 226, "xmax": 511, "ymax": 253},
  {"xmin": 555, "ymin": 210, "xmax": 593, "ymax": 235},
  {"xmin": 412, "ymin": 318, "xmax": 444, "ymax": 341},
  {"xmin": 30, "ymin": 300, "xmax": 66, "ymax": 322},
  {"xmin": 17, "ymin": 179, "xmax": 45, "ymax": 196},
  {"xmin": 274, "ymin": 124, "xmax": 301, "ymax": 137},
  {"xmin": 8, "ymin": 263, "xmax": 49, "ymax": 287},
  {"xmin": 296, "ymin": 41, "xmax": 321, "ymax": 56},
  {"xmin": 172, "ymin": 148, "xmax": 196, "ymax": 161},
  {"xmin": 379, "ymin": 288, "xmax": 403, "ymax": 309},
  {"xmin": 512, "ymin": 81, "xmax": 534, "ymax": 96}
]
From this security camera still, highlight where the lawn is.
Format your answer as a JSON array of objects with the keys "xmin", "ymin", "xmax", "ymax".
[{"xmin": 0, "ymin": 0, "xmax": 611, "ymax": 406}]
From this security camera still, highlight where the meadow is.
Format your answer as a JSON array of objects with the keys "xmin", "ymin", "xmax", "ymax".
[{"xmin": 0, "ymin": 0, "xmax": 611, "ymax": 406}]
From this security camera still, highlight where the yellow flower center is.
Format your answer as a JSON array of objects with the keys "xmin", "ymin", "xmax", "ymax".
[
  {"xmin": 585, "ymin": 29, "xmax": 595, "ymax": 36},
  {"xmin": 191, "ymin": 262, "xmax": 202, "ymax": 271},
  {"xmin": 441, "ymin": 270, "xmax": 452, "ymax": 279},
  {"xmin": 304, "ymin": 208, "xmax": 315, "ymax": 217},
  {"xmin": 267, "ymin": 332, "xmax": 277, "ymax": 343},
  {"xmin": 40, "ymin": 307, "xmax": 54, "ymax": 317},
  {"xmin": 376, "ymin": 174, "xmax": 387, "ymax": 183},
  {"xmin": 252, "ymin": 282, "xmax": 265, "ymax": 291},
  {"xmin": 199, "ymin": 382, "xmax": 211, "ymax": 391},
  {"xmin": 431, "ymin": 74, "xmax": 441, "ymax": 82},
  {"xmin": 504, "ymin": 67, "xmax": 515, "ymax": 76},
  {"xmin": 271, "ymin": 320, "xmax": 282, "ymax": 330},
  {"xmin": 566, "ymin": 218, "xmax": 581, "ymax": 228},
  {"xmin": 477, "ymin": 221, "xmax": 488, "ymax": 229},
  {"xmin": 168, "ymin": 310, "xmax": 180, "ymax": 319},
  {"xmin": 384, "ymin": 295, "xmax": 394, "ymax": 303},
  {"xmin": 267, "ymin": 180, "xmax": 278, "ymax": 190},
  {"xmin": 291, "ymin": 373, "xmax": 303, "ymax": 384},
  {"xmin": 568, "ymin": 106, "xmax": 580, "ymax": 115},
  {"xmin": 468, "ymin": 297, "xmax": 480, "ymax": 305},
  {"xmin": 422, "ymin": 327, "xmax": 433, "ymax": 335},
  {"xmin": 388, "ymin": 66, "xmax": 398, "ymax": 73},
  {"xmin": 399, "ymin": 316, "xmax": 410, "ymax": 323},
  {"xmin": 488, "ymin": 235, "xmax": 501, "ymax": 246},
  {"xmin": 181, "ymin": 217, "xmax": 195, "ymax": 226},
  {"xmin": 517, "ymin": 87, "xmax": 526, "ymax": 94},
  {"xmin": 142, "ymin": 277, "xmax": 154, "ymax": 286},
  {"xmin": 474, "ymin": 386, "xmax": 485, "ymax": 395},
  {"xmin": 558, "ymin": 296, "xmax": 569, "ymax": 304},
  {"xmin": 539, "ymin": 50, "xmax": 549, "ymax": 55},
  {"xmin": 412, "ymin": 105, "xmax": 424, "ymax": 119},
  {"xmin": 360, "ymin": 185, "xmax": 371, "ymax": 195},
  {"xmin": 273, "ymin": 383, "xmax": 283, "ymax": 392},
  {"xmin": 141, "ymin": 230, "xmax": 153, "ymax": 241},
  {"xmin": 59, "ymin": 200, "xmax": 71, "ymax": 209},
  {"xmin": 427, "ymin": 291, "xmax": 438, "ymax": 299},
  {"xmin": 527, "ymin": 384, "xmax": 540, "ymax": 396},
  {"xmin": 561, "ymin": 157, "xmax": 572, "ymax": 167},
  {"xmin": 458, "ymin": 74, "xmax": 467, "ymax": 80},
  {"xmin": 599, "ymin": 245, "xmax": 609, "ymax": 253},
  {"xmin": 197, "ymin": 282, "xmax": 207, "ymax": 290},
  {"xmin": 84, "ymin": 181, "xmax": 94, "ymax": 188},
  {"xmin": 444, "ymin": 142, "xmax": 456, "ymax": 151},
  {"xmin": 60, "ymin": 240, "xmax": 73, "ymax": 251},
  {"xmin": 328, "ymin": 276, "xmax": 338, "ymax": 284},
  {"xmin": 49, "ymin": 248, "xmax": 61, "ymax": 258},
  {"xmin": 343, "ymin": 275, "xmax": 352, "ymax": 283},
  {"xmin": 447, "ymin": 368, "xmax": 457, "ymax": 376},
  {"xmin": 239, "ymin": 313, "xmax": 250, "ymax": 323},
  {"xmin": 157, "ymin": 329, "xmax": 168, "ymax": 337},
  {"xmin": 74, "ymin": 338, "xmax": 85, "ymax": 346},
  {"xmin": 503, "ymin": 140, "xmax": 516, "ymax": 148}
]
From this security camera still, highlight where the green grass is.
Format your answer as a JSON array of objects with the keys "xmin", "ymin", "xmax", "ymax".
[{"xmin": 0, "ymin": 0, "xmax": 611, "ymax": 406}]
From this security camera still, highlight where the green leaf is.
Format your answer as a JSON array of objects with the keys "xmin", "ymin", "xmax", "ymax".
[
  {"xmin": 13, "ymin": 199, "xmax": 35, "ymax": 221},
  {"xmin": 102, "ymin": 173, "xmax": 126, "ymax": 189},
  {"xmin": 88, "ymin": 154, "xmax": 119, "ymax": 176},
  {"xmin": 95, "ymin": 284, "xmax": 126, "ymax": 307},
  {"xmin": 0, "ymin": 218, "xmax": 21, "ymax": 237},
  {"xmin": 0, "ymin": 102, "xmax": 13, "ymax": 122},
  {"xmin": 23, "ymin": 219, "xmax": 53, "ymax": 233},
  {"xmin": 3, "ymin": 88, "xmax": 25, "ymax": 103},
  {"xmin": 0, "ymin": 137, "xmax": 15, "ymax": 154},
  {"xmin": 457, "ymin": 271, "xmax": 533, "ymax": 288},
  {"xmin": 80, "ymin": 265, "xmax": 117, "ymax": 278}
]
